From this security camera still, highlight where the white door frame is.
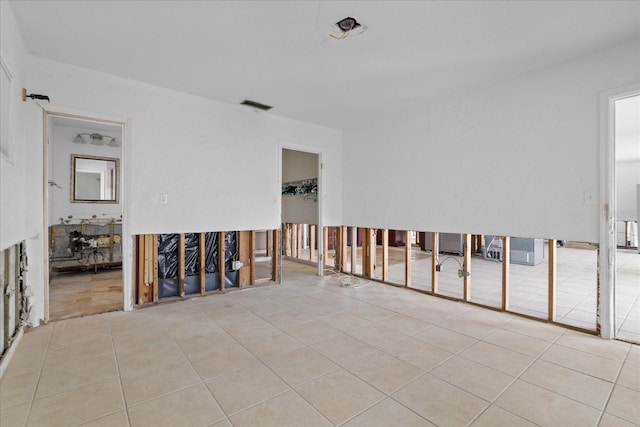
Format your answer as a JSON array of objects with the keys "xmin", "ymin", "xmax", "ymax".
[
  {"xmin": 599, "ymin": 82, "xmax": 640, "ymax": 339},
  {"xmin": 279, "ymin": 142, "xmax": 325, "ymax": 277},
  {"xmin": 42, "ymin": 107, "xmax": 132, "ymax": 321}
]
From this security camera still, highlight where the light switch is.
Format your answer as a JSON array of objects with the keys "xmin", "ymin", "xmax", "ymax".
[{"xmin": 160, "ymin": 193, "xmax": 168, "ymax": 204}]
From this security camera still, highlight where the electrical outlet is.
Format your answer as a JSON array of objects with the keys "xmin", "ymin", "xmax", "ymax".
[
  {"xmin": 458, "ymin": 269, "xmax": 470, "ymax": 278},
  {"xmin": 435, "ymin": 264, "xmax": 442, "ymax": 272}
]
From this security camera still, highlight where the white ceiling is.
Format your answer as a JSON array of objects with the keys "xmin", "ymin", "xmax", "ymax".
[{"xmin": 10, "ymin": 1, "xmax": 640, "ymax": 130}]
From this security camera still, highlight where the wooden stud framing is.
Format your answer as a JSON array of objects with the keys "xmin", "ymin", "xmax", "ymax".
[
  {"xmin": 272, "ymin": 229, "xmax": 280, "ymax": 282},
  {"xmin": 284, "ymin": 224, "xmax": 291, "ymax": 257},
  {"xmin": 297, "ymin": 224, "xmax": 303, "ymax": 258},
  {"xmin": 382, "ymin": 229, "xmax": 389, "ymax": 281},
  {"xmin": 463, "ymin": 233, "xmax": 471, "ymax": 301},
  {"xmin": 266, "ymin": 231, "xmax": 271, "ymax": 257},
  {"xmin": 340, "ymin": 226, "xmax": 348, "ymax": 272},
  {"xmin": 136, "ymin": 235, "xmax": 150, "ymax": 304},
  {"xmin": 362, "ymin": 228, "xmax": 368, "ymax": 275},
  {"xmin": 366, "ymin": 228, "xmax": 376, "ymax": 278},
  {"xmin": 405, "ymin": 230, "xmax": 411, "ymax": 287},
  {"xmin": 199, "ymin": 232, "xmax": 206, "ymax": 294},
  {"xmin": 178, "ymin": 234, "xmax": 185, "ymax": 297},
  {"xmin": 548, "ymin": 239, "xmax": 556, "ymax": 321},
  {"xmin": 431, "ymin": 232, "xmax": 439, "ymax": 293},
  {"xmin": 310, "ymin": 224, "xmax": 316, "ymax": 262},
  {"xmin": 152, "ymin": 234, "xmax": 159, "ymax": 302},
  {"xmin": 501, "ymin": 236, "xmax": 510, "ymax": 310},
  {"xmin": 219, "ymin": 232, "xmax": 226, "ymax": 291},
  {"xmin": 351, "ymin": 227, "xmax": 357, "ymax": 275},
  {"xmin": 250, "ymin": 230, "xmax": 256, "ymax": 285},
  {"xmin": 322, "ymin": 226, "xmax": 328, "ymax": 266}
]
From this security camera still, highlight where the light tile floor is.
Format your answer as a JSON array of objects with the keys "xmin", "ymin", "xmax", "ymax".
[{"xmin": 1, "ymin": 261, "xmax": 639, "ymax": 426}]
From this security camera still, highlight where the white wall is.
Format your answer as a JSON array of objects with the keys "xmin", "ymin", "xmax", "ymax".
[
  {"xmin": 0, "ymin": 1, "xmax": 29, "ymax": 251},
  {"xmin": 48, "ymin": 123, "xmax": 122, "ymax": 225},
  {"xmin": 10, "ymin": 42, "xmax": 341, "ymax": 323},
  {"xmin": 616, "ymin": 160, "xmax": 640, "ymax": 221},
  {"xmin": 343, "ymin": 39, "xmax": 640, "ymax": 243}
]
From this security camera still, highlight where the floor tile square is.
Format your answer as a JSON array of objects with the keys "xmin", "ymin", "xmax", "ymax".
[
  {"xmin": 430, "ymin": 356, "xmax": 515, "ymax": 401},
  {"xmin": 263, "ymin": 347, "xmax": 339, "ymax": 387},
  {"xmin": 482, "ymin": 328, "xmax": 551, "ymax": 357},
  {"xmin": 311, "ymin": 334, "xmax": 378, "ymax": 365},
  {"xmin": 28, "ymin": 378, "xmax": 124, "ymax": 426},
  {"xmin": 295, "ymin": 369, "xmax": 385, "ymax": 425},
  {"xmin": 319, "ymin": 312, "xmax": 373, "ymax": 332},
  {"xmin": 495, "ymin": 380, "xmax": 601, "ymax": 426},
  {"xmin": 382, "ymin": 337, "xmax": 454, "ymax": 371},
  {"xmin": 520, "ymin": 359, "xmax": 614, "ymax": 409},
  {"xmin": 0, "ymin": 370, "xmax": 39, "ymax": 409},
  {"xmin": 606, "ymin": 385, "xmax": 640, "ymax": 425},
  {"xmin": 347, "ymin": 323, "xmax": 408, "ymax": 349},
  {"xmin": 470, "ymin": 405, "xmax": 537, "ymax": 427},
  {"xmin": 187, "ymin": 342, "xmax": 258, "ymax": 380},
  {"xmin": 541, "ymin": 343, "xmax": 622, "ymax": 382},
  {"xmin": 205, "ymin": 364, "xmax": 289, "ymax": 415},
  {"xmin": 128, "ymin": 384, "xmax": 225, "ymax": 427},
  {"xmin": 414, "ymin": 326, "xmax": 477, "ymax": 353},
  {"xmin": 460, "ymin": 341, "xmax": 535, "ymax": 376},
  {"xmin": 342, "ymin": 398, "xmax": 435, "ymax": 427},
  {"xmin": 229, "ymin": 390, "xmax": 331, "ymax": 427},
  {"xmin": 345, "ymin": 351, "xmax": 424, "ymax": 394},
  {"xmin": 283, "ymin": 320, "xmax": 342, "ymax": 345},
  {"xmin": 392, "ymin": 373, "xmax": 489, "ymax": 427},
  {"xmin": 242, "ymin": 330, "xmax": 304, "ymax": 360}
]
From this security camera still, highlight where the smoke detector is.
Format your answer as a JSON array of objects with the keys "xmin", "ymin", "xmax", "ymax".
[
  {"xmin": 330, "ymin": 17, "xmax": 367, "ymax": 40},
  {"xmin": 336, "ymin": 17, "xmax": 361, "ymax": 32}
]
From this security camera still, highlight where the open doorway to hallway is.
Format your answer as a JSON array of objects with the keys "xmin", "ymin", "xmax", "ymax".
[
  {"xmin": 45, "ymin": 114, "xmax": 124, "ymax": 321},
  {"xmin": 614, "ymin": 94, "xmax": 640, "ymax": 343},
  {"xmin": 281, "ymin": 148, "xmax": 321, "ymax": 277}
]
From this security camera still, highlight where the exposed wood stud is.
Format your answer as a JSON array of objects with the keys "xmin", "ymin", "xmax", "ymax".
[
  {"xmin": 178, "ymin": 234, "xmax": 185, "ymax": 297},
  {"xmin": 548, "ymin": 239, "xmax": 557, "ymax": 321},
  {"xmin": 502, "ymin": 236, "xmax": 510, "ymax": 310},
  {"xmin": 136, "ymin": 235, "xmax": 148, "ymax": 304},
  {"xmin": 250, "ymin": 230, "xmax": 256, "ymax": 285},
  {"xmin": 340, "ymin": 226, "xmax": 348, "ymax": 272},
  {"xmin": 431, "ymin": 232, "xmax": 439, "ymax": 293},
  {"xmin": 272, "ymin": 229, "xmax": 280, "ymax": 282},
  {"xmin": 199, "ymin": 232, "xmax": 206, "ymax": 294},
  {"xmin": 351, "ymin": 227, "xmax": 357, "ymax": 275},
  {"xmin": 310, "ymin": 224, "xmax": 316, "ymax": 262},
  {"xmin": 362, "ymin": 228, "xmax": 368, "ymax": 275},
  {"xmin": 322, "ymin": 226, "xmax": 328, "ymax": 266},
  {"xmin": 382, "ymin": 229, "xmax": 389, "ymax": 281},
  {"xmin": 266, "ymin": 231, "xmax": 271, "ymax": 257},
  {"xmin": 297, "ymin": 224, "xmax": 303, "ymax": 258},
  {"xmin": 405, "ymin": 230, "xmax": 411, "ymax": 287},
  {"xmin": 219, "ymin": 232, "xmax": 226, "ymax": 291},
  {"xmin": 463, "ymin": 233, "xmax": 471, "ymax": 301},
  {"xmin": 367, "ymin": 228, "xmax": 376, "ymax": 277},
  {"xmin": 152, "ymin": 234, "xmax": 159, "ymax": 302}
]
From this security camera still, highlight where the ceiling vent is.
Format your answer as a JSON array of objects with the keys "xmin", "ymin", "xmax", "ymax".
[{"xmin": 240, "ymin": 99, "xmax": 273, "ymax": 111}]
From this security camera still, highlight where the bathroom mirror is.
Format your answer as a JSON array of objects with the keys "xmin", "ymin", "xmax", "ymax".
[{"xmin": 71, "ymin": 155, "xmax": 119, "ymax": 203}]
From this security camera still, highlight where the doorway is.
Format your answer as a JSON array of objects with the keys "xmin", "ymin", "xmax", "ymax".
[
  {"xmin": 44, "ymin": 114, "xmax": 124, "ymax": 321},
  {"xmin": 281, "ymin": 147, "xmax": 323, "ymax": 276},
  {"xmin": 613, "ymin": 93, "xmax": 640, "ymax": 343}
]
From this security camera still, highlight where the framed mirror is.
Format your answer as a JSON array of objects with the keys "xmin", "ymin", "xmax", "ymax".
[{"xmin": 71, "ymin": 155, "xmax": 119, "ymax": 203}]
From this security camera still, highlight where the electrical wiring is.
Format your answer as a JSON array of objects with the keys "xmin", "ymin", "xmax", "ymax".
[{"xmin": 323, "ymin": 268, "xmax": 370, "ymax": 288}]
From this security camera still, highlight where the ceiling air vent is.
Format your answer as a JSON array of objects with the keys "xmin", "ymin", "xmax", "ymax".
[{"xmin": 240, "ymin": 99, "xmax": 273, "ymax": 111}]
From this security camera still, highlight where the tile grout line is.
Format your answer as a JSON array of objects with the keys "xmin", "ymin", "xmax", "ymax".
[
  {"xmin": 106, "ymin": 315, "xmax": 131, "ymax": 427},
  {"xmin": 22, "ymin": 323, "xmax": 56, "ymax": 427}
]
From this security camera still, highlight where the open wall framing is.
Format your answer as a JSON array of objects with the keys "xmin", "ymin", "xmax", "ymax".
[
  {"xmin": 135, "ymin": 229, "xmax": 279, "ymax": 304},
  {"xmin": 327, "ymin": 226, "xmax": 601, "ymax": 334}
]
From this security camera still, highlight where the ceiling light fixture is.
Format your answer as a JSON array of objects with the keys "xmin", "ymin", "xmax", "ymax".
[
  {"xmin": 330, "ymin": 17, "xmax": 367, "ymax": 40},
  {"xmin": 72, "ymin": 133, "xmax": 120, "ymax": 147}
]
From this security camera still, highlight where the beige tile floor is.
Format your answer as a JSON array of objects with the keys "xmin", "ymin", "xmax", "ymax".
[{"xmin": 1, "ymin": 261, "xmax": 639, "ymax": 426}]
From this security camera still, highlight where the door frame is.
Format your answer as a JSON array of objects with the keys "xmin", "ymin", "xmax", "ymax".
[
  {"xmin": 42, "ymin": 108, "xmax": 131, "ymax": 321},
  {"xmin": 279, "ymin": 142, "xmax": 325, "ymax": 277},
  {"xmin": 599, "ymin": 82, "xmax": 640, "ymax": 339}
]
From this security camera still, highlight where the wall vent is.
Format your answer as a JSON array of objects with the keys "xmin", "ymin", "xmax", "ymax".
[{"xmin": 240, "ymin": 100, "xmax": 273, "ymax": 111}]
